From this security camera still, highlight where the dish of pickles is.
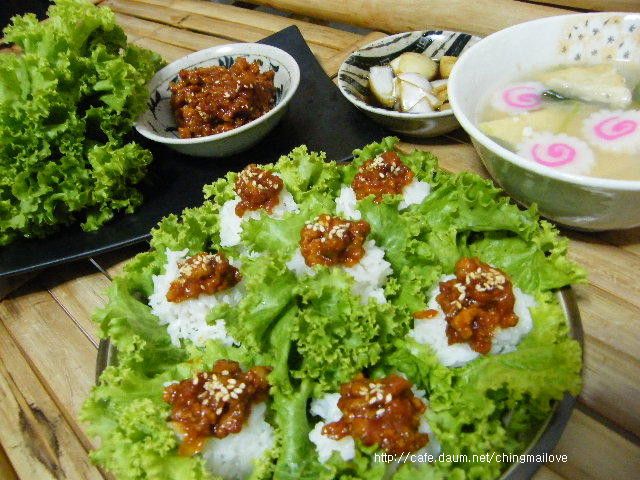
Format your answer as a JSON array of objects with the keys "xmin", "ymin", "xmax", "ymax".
[{"xmin": 368, "ymin": 52, "xmax": 458, "ymax": 113}]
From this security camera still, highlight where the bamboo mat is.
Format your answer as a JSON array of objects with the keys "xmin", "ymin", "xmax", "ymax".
[{"xmin": 1, "ymin": 0, "xmax": 639, "ymax": 479}]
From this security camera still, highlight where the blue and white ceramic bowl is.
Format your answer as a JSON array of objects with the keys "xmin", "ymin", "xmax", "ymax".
[
  {"xmin": 135, "ymin": 43, "xmax": 300, "ymax": 157},
  {"xmin": 338, "ymin": 30, "xmax": 481, "ymax": 137}
]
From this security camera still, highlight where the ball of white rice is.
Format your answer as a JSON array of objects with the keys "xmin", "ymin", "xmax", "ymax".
[
  {"xmin": 219, "ymin": 197, "xmax": 247, "ymax": 248},
  {"xmin": 220, "ymin": 180, "xmax": 299, "ymax": 247},
  {"xmin": 286, "ymin": 240, "xmax": 392, "ymax": 304},
  {"xmin": 407, "ymin": 274, "xmax": 536, "ymax": 367},
  {"xmin": 148, "ymin": 249, "xmax": 242, "ymax": 346},
  {"xmin": 411, "ymin": 387, "xmax": 441, "ymax": 459},
  {"xmin": 335, "ymin": 186, "xmax": 361, "ymax": 220},
  {"xmin": 285, "ymin": 248, "xmax": 316, "ymax": 278},
  {"xmin": 398, "ymin": 180, "xmax": 431, "ymax": 210},
  {"xmin": 335, "ymin": 181, "xmax": 430, "ymax": 220},
  {"xmin": 201, "ymin": 402, "xmax": 275, "ymax": 480},
  {"xmin": 309, "ymin": 393, "xmax": 356, "ymax": 463},
  {"xmin": 343, "ymin": 240, "xmax": 392, "ymax": 304}
]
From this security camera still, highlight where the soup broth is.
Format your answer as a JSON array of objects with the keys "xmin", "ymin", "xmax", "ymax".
[{"xmin": 478, "ymin": 62, "xmax": 640, "ymax": 181}]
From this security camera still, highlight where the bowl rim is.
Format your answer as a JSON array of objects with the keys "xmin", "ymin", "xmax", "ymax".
[
  {"xmin": 448, "ymin": 12, "xmax": 640, "ymax": 191},
  {"xmin": 337, "ymin": 29, "xmax": 482, "ymax": 120},
  {"xmin": 134, "ymin": 43, "xmax": 301, "ymax": 145}
]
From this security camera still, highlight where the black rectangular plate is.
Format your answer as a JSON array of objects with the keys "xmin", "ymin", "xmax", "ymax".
[{"xmin": 0, "ymin": 26, "xmax": 386, "ymax": 278}]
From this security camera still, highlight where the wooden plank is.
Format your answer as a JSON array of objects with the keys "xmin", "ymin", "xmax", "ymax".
[
  {"xmin": 580, "ymin": 334, "xmax": 640, "ymax": 438},
  {"xmin": 550, "ymin": 409, "xmax": 640, "ymax": 480},
  {"xmin": 114, "ymin": 10, "xmax": 163, "ymax": 36},
  {"xmin": 573, "ymin": 283, "xmax": 640, "ymax": 364},
  {"xmin": 177, "ymin": 14, "xmax": 339, "ymax": 59},
  {"xmin": 564, "ymin": 233, "xmax": 640, "ymax": 311},
  {"xmin": 0, "ymin": 321, "xmax": 104, "ymax": 479},
  {"xmin": 531, "ymin": 0, "xmax": 640, "ymax": 12},
  {"xmin": 0, "ymin": 284, "xmax": 99, "ymax": 423},
  {"xmin": 321, "ymin": 31, "xmax": 388, "ymax": 78},
  {"xmin": 573, "ymin": 284, "xmax": 640, "ymax": 436},
  {"xmin": 90, "ymin": 244, "xmax": 148, "ymax": 279},
  {"xmin": 131, "ymin": 0, "xmax": 360, "ymax": 49},
  {"xmin": 107, "ymin": 0, "xmax": 274, "ymax": 43},
  {"xmin": 105, "ymin": 0, "xmax": 190, "ymax": 25},
  {"xmin": 0, "ymin": 443, "xmax": 18, "ymax": 480},
  {"xmin": 242, "ymin": 0, "xmax": 571, "ymax": 37},
  {"xmin": 107, "ymin": 0, "xmax": 338, "ymax": 59},
  {"xmin": 178, "ymin": 13, "xmax": 280, "ymax": 42},
  {"xmin": 532, "ymin": 466, "xmax": 567, "ymax": 480},
  {"xmin": 598, "ymin": 228, "xmax": 640, "ymax": 258},
  {"xmin": 0, "ymin": 272, "xmax": 37, "ymax": 302},
  {"xmin": 40, "ymin": 262, "xmax": 112, "ymax": 347},
  {"xmin": 116, "ymin": 12, "xmax": 229, "ymax": 51},
  {"xmin": 132, "ymin": 36, "xmax": 193, "ymax": 62},
  {"xmin": 398, "ymin": 139, "xmax": 490, "ymax": 177}
]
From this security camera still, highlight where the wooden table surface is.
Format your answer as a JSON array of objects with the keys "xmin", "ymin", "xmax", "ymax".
[{"xmin": 1, "ymin": 0, "xmax": 640, "ymax": 479}]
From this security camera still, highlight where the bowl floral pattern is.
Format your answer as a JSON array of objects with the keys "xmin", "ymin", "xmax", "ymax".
[{"xmin": 338, "ymin": 30, "xmax": 481, "ymax": 137}]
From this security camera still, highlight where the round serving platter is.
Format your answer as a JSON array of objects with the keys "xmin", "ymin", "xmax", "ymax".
[{"xmin": 95, "ymin": 287, "xmax": 582, "ymax": 480}]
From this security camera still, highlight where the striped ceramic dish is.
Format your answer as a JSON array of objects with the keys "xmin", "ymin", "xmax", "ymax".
[{"xmin": 338, "ymin": 30, "xmax": 481, "ymax": 137}]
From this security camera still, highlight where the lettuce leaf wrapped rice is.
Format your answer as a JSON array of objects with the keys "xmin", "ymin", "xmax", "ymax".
[
  {"xmin": 83, "ymin": 138, "xmax": 584, "ymax": 480},
  {"xmin": 0, "ymin": 0, "xmax": 164, "ymax": 245}
]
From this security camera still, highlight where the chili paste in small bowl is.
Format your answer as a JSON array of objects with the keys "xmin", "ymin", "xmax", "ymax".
[{"xmin": 135, "ymin": 43, "xmax": 300, "ymax": 157}]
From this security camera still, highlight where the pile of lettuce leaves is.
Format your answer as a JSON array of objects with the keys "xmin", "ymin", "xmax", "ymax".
[
  {"xmin": 0, "ymin": 0, "xmax": 164, "ymax": 245},
  {"xmin": 82, "ymin": 137, "xmax": 584, "ymax": 480}
]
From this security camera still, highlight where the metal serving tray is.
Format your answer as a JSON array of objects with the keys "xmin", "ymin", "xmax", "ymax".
[{"xmin": 96, "ymin": 287, "xmax": 582, "ymax": 480}]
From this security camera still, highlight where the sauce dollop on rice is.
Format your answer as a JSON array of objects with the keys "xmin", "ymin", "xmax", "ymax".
[
  {"xmin": 322, "ymin": 373, "xmax": 428, "ymax": 455},
  {"xmin": 166, "ymin": 252, "xmax": 241, "ymax": 303},
  {"xmin": 300, "ymin": 214, "xmax": 370, "ymax": 267},
  {"xmin": 436, "ymin": 257, "xmax": 518, "ymax": 354},
  {"xmin": 234, "ymin": 164, "xmax": 284, "ymax": 216},
  {"xmin": 164, "ymin": 360, "xmax": 271, "ymax": 456},
  {"xmin": 352, "ymin": 151, "xmax": 414, "ymax": 203}
]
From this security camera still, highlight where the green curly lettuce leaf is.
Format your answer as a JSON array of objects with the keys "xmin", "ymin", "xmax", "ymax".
[
  {"xmin": 221, "ymin": 254, "xmax": 297, "ymax": 348},
  {"xmin": 456, "ymin": 292, "xmax": 582, "ymax": 402},
  {"xmin": 292, "ymin": 268, "xmax": 404, "ymax": 391},
  {"xmin": 151, "ymin": 201, "xmax": 225, "ymax": 254},
  {"xmin": 211, "ymin": 254, "xmax": 299, "ymax": 392},
  {"xmin": 0, "ymin": 0, "xmax": 164, "ymax": 245},
  {"xmin": 275, "ymin": 145, "xmax": 342, "ymax": 202},
  {"xmin": 81, "ymin": 358, "xmax": 208, "ymax": 480},
  {"xmin": 271, "ymin": 380, "xmax": 327, "ymax": 480}
]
